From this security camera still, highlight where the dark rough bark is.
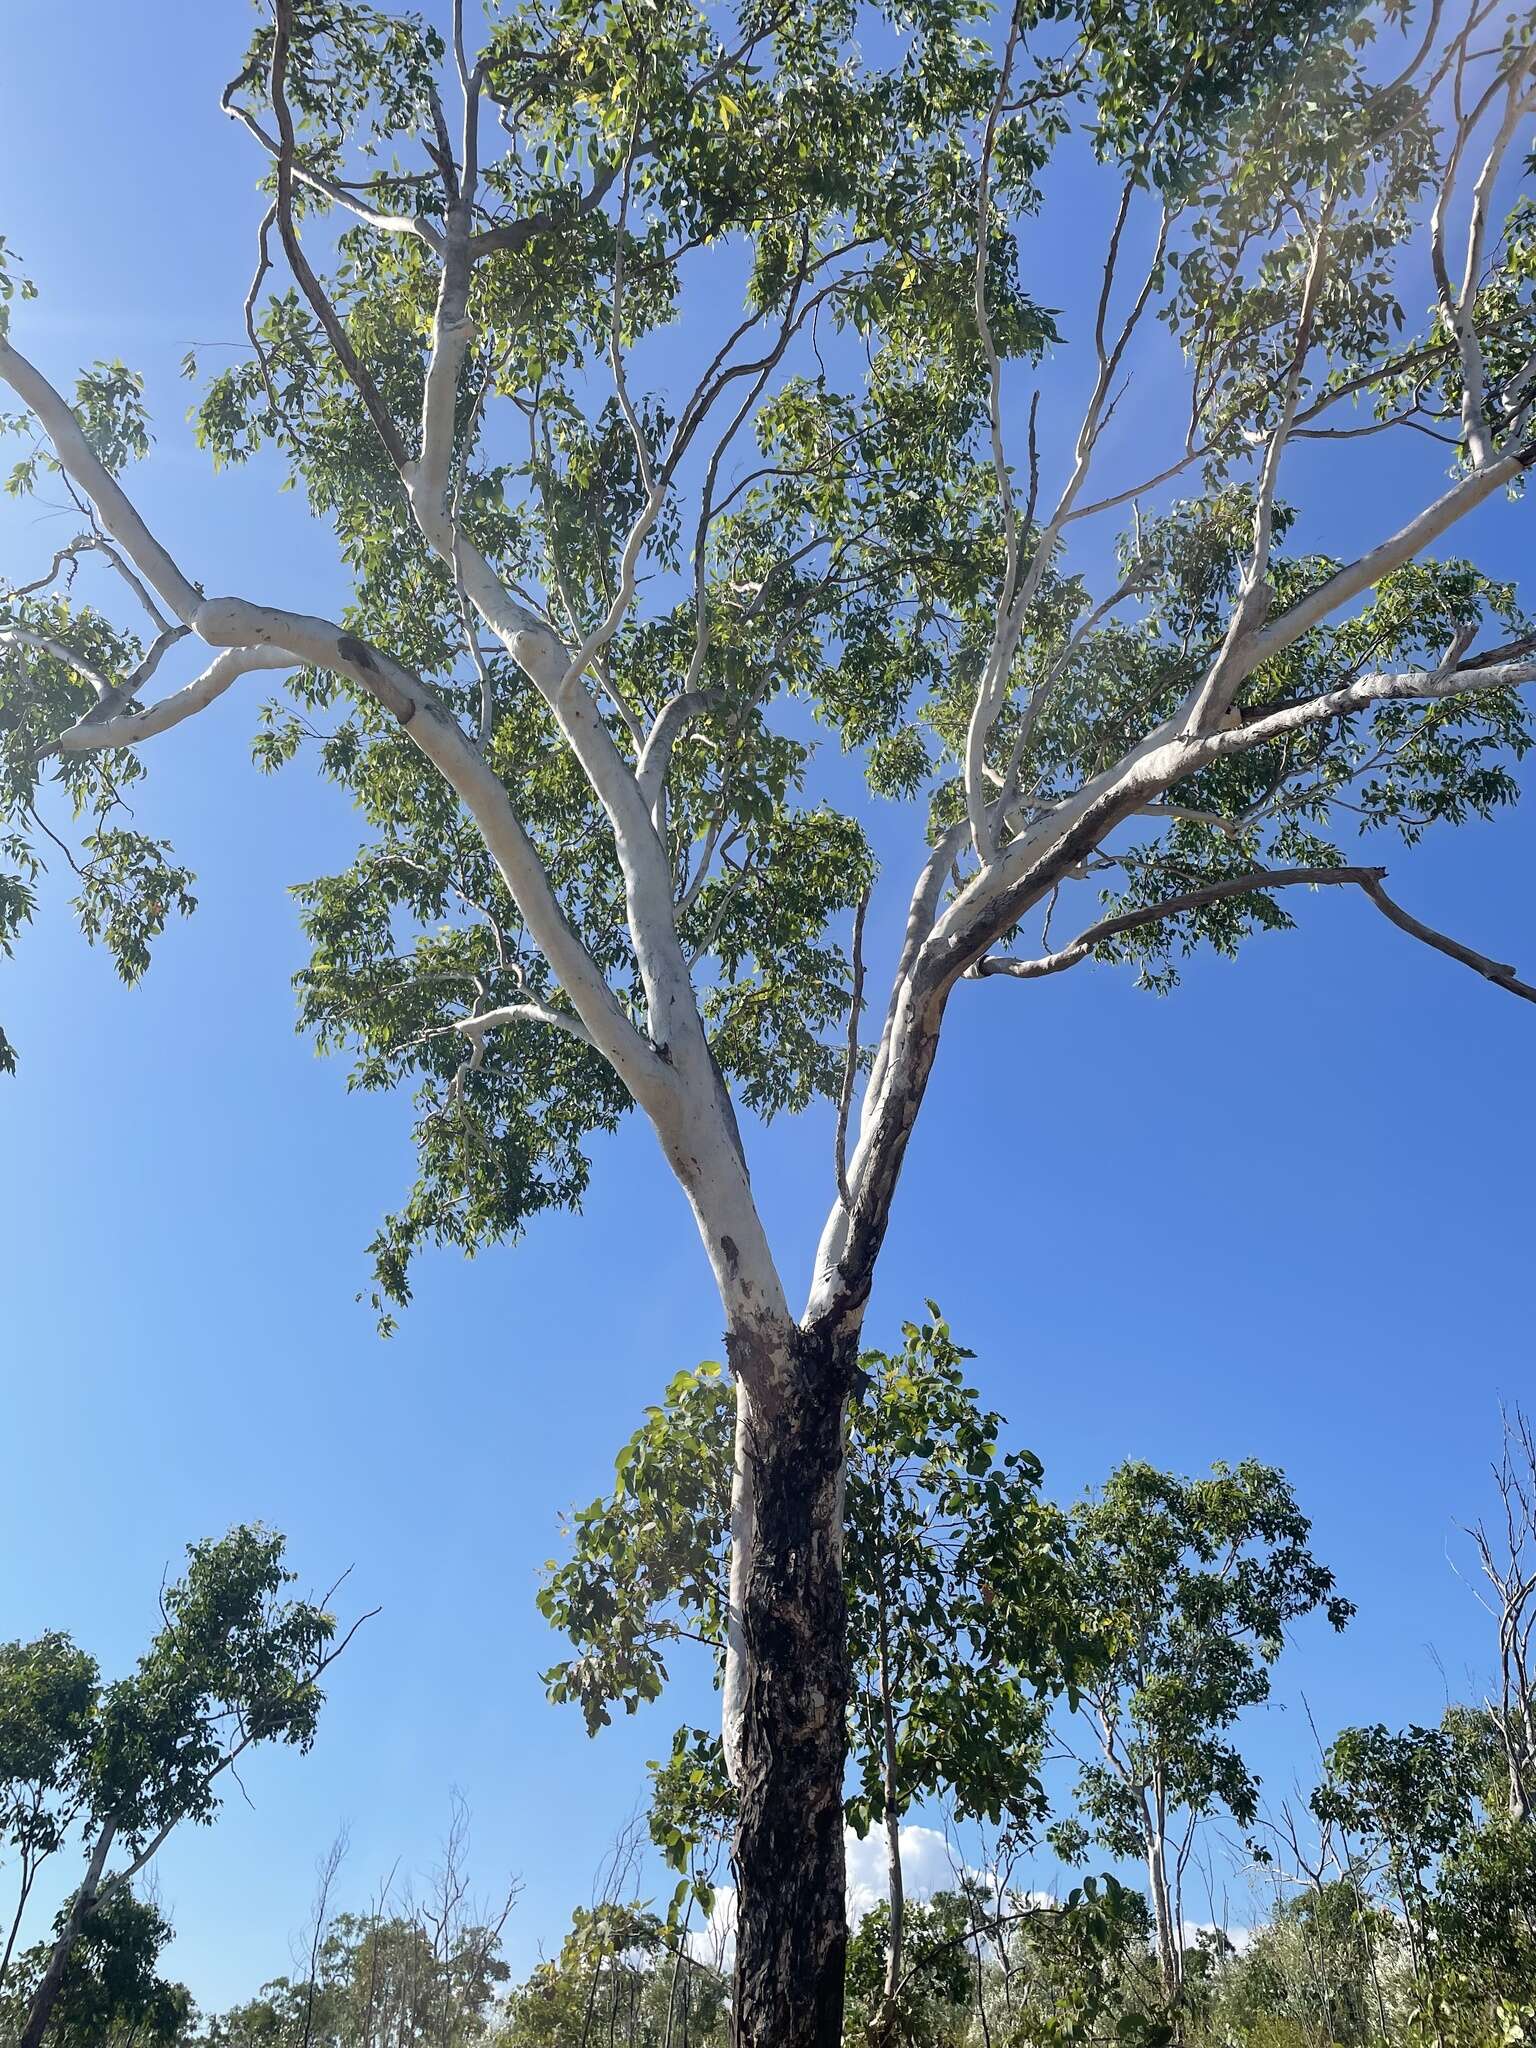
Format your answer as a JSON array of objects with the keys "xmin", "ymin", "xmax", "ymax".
[
  {"xmin": 875, "ymin": 1551, "xmax": 905, "ymax": 2039},
  {"xmin": 729, "ymin": 1323, "xmax": 856, "ymax": 2048}
]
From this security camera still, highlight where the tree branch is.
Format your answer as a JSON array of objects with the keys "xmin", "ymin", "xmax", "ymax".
[
  {"xmin": 637, "ymin": 688, "xmax": 727, "ymax": 818},
  {"xmin": 835, "ymin": 887, "xmax": 869, "ymax": 1211},
  {"xmin": 0, "ymin": 341, "xmax": 202, "ymax": 625},
  {"xmin": 49, "ymin": 646, "xmax": 296, "ymax": 754},
  {"xmin": 267, "ymin": 0, "xmax": 411, "ymax": 473},
  {"xmin": 973, "ymin": 866, "xmax": 1385, "ymax": 979},
  {"xmin": 1201, "ymin": 650, "xmax": 1536, "ymax": 760},
  {"xmin": 1358, "ymin": 875, "xmax": 1536, "ymax": 1005},
  {"xmin": 221, "ymin": 89, "xmax": 445, "ymax": 251},
  {"xmin": 448, "ymin": 999, "xmax": 597, "ymax": 1050},
  {"xmin": 1186, "ymin": 200, "xmax": 1334, "ymax": 736},
  {"xmin": 1236, "ymin": 439, "xmax": 1536, "ymax": 678},
  {"xmin": 0, "ymin": 628, "xmax": 114, "ymax": 701},
  {"xmin": 192, "ymin": 595, "xmax": 666, "ymax": 1093}
]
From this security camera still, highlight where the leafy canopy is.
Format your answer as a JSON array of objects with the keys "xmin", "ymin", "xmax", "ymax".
[
  {"xmin": 1059, "ymin": 1460, "xmax": 1354, "ymax": 1861},
  {"xmin": 2, "ymin": 0, "xmax": 1530, "ymax": 1303},
  {"xmin": 0, "ymin": 1528, "xmax": 342, "ymax": 1939}
]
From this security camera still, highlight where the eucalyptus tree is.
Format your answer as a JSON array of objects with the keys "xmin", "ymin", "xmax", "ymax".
[
  {"xmin": 842, "ymin": 1893, "xmax": 977, "ymax": 2048},
  {"xmin": 3, "ymin": 0, "xmax": 1536, "ymax": 2035},
  {"xmin": 193, "ymin": 1797, "xmax": 519, "ymax": 2048},
  {"xmin": 1056, "ymin": 1461, "xmax": 1353, "ymax": 2010},
  {"xmin": 1215, "ymin": 1882, "xmax": 1400, "ymax": 2048},
  {"xmin": 845, "ymin": 1870, "xmax": 1166, "ymax": 2048},
  {"xmin": 540, "ymin": 1312, "xmax": 1083, "ymax": 2032},
  {"xmin": 0, "ymin": 1527, "xmax": 363, "ymax": 2048}
]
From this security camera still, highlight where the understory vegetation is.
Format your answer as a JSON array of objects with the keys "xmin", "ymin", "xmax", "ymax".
[{"xmin": 5, "ymin": 1333, "xmax": 1532, "ymax": 2048}]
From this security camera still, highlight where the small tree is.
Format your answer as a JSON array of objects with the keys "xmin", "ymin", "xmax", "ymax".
[
  {"xmin": 540, "ymin": 1312, "xmax": 1084, "ymax": 2024},
  {"xmin": 843, "ymin": 1892, "xmax": 976, "ymax": 2046},
  {"xmin": 1057, "ymin": 1461, "xmax": 1353, "ymax": 2012},
  {"xmin": 952, "ymin": 1874, "xmax": 1165, "ymax": 2048},
  {"xmin": 846, "ymin": 1876, "xmax": 1169, "ymax": 2048},
  {"xmin": 496, "ymin": 1903, "xmax": 730, "ymax": 2048},
  {"xmin": 0, "ymin": 1526, "xmax": 366, "ymax": 2048},
  {"xmin": 212, "ymin": 1908, "xmax": 516, "ymax": 2048},
  {"xmin": 0, "ymin": 1630, "xmax": 98, "ymax": 1993},
  {"xmin": 197, "ymin": 1980, "xmax": 310, "ymax": 2048},
  {"xmin": 841, "ymin": 1319, "xmax": 1087, "ymax": 2028},
  {"xmin": 1312, "ymin": 1705, "xmax": 1536, "ymax": 2032},
  {"xmin": 1217, "ymin": 1881, "xmax": 1401, "ymax": 2048},
  {"xmin": 0, "ymin": 1889, "xmax": 192, "ymax": 2048},
  {"xmin": 1312, "ymin": 1714, "xmax": 1493, "ymax": 1982}
]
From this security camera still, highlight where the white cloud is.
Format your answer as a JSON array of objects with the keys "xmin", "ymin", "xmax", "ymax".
[
  {"xmin": 845, "ymin": 1824, "xmax": 957, "ymax": 1925},
  {"xmin": 686, "ymin": 1884, "xmax": 737, "ymax": 1971},
  {"xmin": 693, "ymin": 1823, "xmax": 968, "ymax": 1970},
  {"xmin": 685, "ymin": 1850, "xmax": 1245, "ymax": 1976},
  {"xmin": 1182, "ymin": 1918, "xmax": 1255, "ymax": 1956}
]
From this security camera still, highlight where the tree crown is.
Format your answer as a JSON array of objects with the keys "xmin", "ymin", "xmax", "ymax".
[{"xmin": 2, "ymin": 0, "xmax": 1532, "ymax": 1321}]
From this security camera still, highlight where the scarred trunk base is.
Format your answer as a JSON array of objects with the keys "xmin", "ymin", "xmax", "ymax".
[{"xmin": 729, "ymin": 1322, "xmax": 854, "ymax": 2048}]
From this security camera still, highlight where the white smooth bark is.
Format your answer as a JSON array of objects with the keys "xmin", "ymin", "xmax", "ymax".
[
  {"xmin": 0, "ymin": 340, "xmax": 202, "ymax": 625},
  {"xmin": 52, "ymin": 647, "xmax": 296, "ymax": 750},
  {"xmin": 0, "ymin": 627, "xmax": 114, "ymax": 699},
  {"xmin": 0, "ymin": 337, "xmax": 790, "ymax": 1373}
]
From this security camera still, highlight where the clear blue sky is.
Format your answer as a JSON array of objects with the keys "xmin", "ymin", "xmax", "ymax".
[{"xmin": 2, "ymin": 0, "xmax": 1533, "ymax": 2013}]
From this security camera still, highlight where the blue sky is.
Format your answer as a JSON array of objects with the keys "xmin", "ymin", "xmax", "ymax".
[{"xmin": 2, "ymin": 0, "xmax": 1534, "ymax": 2013}]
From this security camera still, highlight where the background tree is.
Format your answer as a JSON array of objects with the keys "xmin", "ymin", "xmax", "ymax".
[
  {"xmin": 0, "ymin": 1631, "xmax": 97, "ymax": 1994},
  {"xmin": 0, "ymin": 1526, "xmax": 365, "ymax": 2048},
  {"xmin": 1055, "ymin": 1461, "xmax": 1353, "ymax": 2014},
  {"xmin": 540, "ymin": 1310, "xmax": 1086, "ymax": 2027},
  {"xmin": 1312, "ymin": 1705, "xmax": 1536, "ymax": 2036},
  {"xmin": 1461, "ymin": 1405, "xmax": 1536, "ymax": 1822},
  {"xmin": 4, "ymin": 0, "xmax": 1536, "ymax": 2032},
  {"xmin": 994, "ymin": 1880, "xmax": 1167, "ymax": 2048},
  {"xmin": 495, "ymin": 1901, "xmax": 729, "ymax": 2048},
  {"xmin": 843, "ymin": 1892, "xmax": 976, "ymax": 2047},
  {"xmin": 0, "ymin": 1889, "xmax": 193, "ymax": 2048},
  {"xmin": 196, "ymin": 1803, "xmax": 519, "ymax": 2048},
  {"xmin": 1215, "ymin": 1881, "xmax": 1402, "ymax": 2048},
  {"xmin": 861, "ymin": 1871, "xmax": 1168, "ymax": 2048},
  {"xmin": 840, "ymin": 1316, "xmax": 1085, "ymax": 2032},
  {"xmin": 205, "ymin": 1910, "xmax": 516, "ymax": 2048},
  {"xmin": 199, "ymin": 1979, "xmax": 310, "ymax": 2048}
]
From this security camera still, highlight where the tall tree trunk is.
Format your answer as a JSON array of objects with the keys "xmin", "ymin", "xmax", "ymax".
[
  {"xmin": 729, "ymin": 1322, "xmax": 854, "ymax": 2048},
  {"xmin": 876, "ymin": 1802, "xmax": 905, "ymax": 2043},
  {"xmin": 1145, "ymin": 1818, "xmax": 1182, "ymax": 2024},
  {"xmin": 873, "ymin": 1480, "xmax": 905, "ymax": 2042},
  {"xmin": 1506, "ymin": 1692, "xmax": 1532, "ymax": 1822},
  {"xmin": 18, "ymin": 1820, "xmax": 116, "ymax": 2048}
]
